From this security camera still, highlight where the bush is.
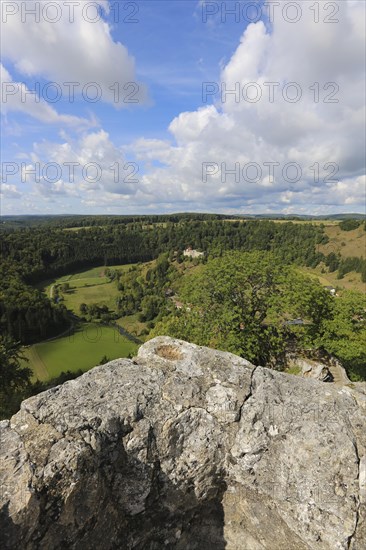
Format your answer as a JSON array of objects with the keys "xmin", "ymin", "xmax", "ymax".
[
  {"xmin": 325, "ymin": 252, "xmax": 340, "ymax": 272},
  {"xmin": 339, "ymin": 219, "xmax": 361, "ymax": 231}
]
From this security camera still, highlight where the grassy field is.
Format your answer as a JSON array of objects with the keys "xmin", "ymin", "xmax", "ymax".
[
  {"xmin": 319, "ymin": 224, "xmax": 366, "ymax": 259},
  {"xmin": 39, "ymin": 263, "xmax": 136, "ymax": 289},
  {"xmin": 224, "ymin": 219, "xmax": 340, "ymax": 226},
  {"xmin": 116, "ymin": 314, "xmax": 148, "ymax": 341},
  {"xmin": 270, "ymin": 220, "xmax": 339, "ymax": 226},
  {"xmin": 53, "ymin": 264, "xmax": 135, "ymax": 283},
  {"xmin": 22, "ymin": 323, "xmax": 138, "ymax": 381},
  {"xmin": 298, "ymin": 267, "xmax": 365, "ymax": 294},
  {"xmin": 63, "ymin": 226, "xmax": 105, "ymax": 231},
  {"xmin": 24, "ymin": 264, "xmax": 142, "ymax": 381},
  {"xmin": 38, "ymin": 263, "xmax": 137, "ymax": 314},
  {"xmin": 61, "ymin": 282, "xmax": 121, "ymax": 314}
]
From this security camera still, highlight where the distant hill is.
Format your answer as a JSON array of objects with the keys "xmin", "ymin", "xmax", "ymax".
[
  {"xmin": 1, "ymin": 212, "xmax": 365, "ymax": 230},
  {"xmin": 241, "ymin": 213, "xmax": 366, "ymax": 221}
]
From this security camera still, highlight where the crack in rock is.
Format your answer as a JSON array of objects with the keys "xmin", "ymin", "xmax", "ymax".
[{"xmin": 1, "ymin": 337, "xmax": 365, "ymax": 550}]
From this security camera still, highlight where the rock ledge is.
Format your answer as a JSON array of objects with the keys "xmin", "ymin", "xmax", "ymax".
[{"xmin": 1, "ymin": 337, "xmax": 365, "ymax": 549}]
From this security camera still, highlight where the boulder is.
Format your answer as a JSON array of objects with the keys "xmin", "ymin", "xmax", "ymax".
[
  {"xmin": 1, "ymin": 337, "xmax": 365, "ymax": 549},
  {"xmin": 297, "ymin": 358, "xmax": 333, "ymax": 382}
]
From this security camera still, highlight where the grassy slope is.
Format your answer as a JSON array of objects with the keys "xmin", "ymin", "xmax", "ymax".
[
  {"xmin": 319, "ymin": 224, "xmax": 366, "ymax": 259},
  {"xmin": 61, "ymin": 283, "xmax": 121, "ymax": 314},
  {"xmin": 298, "ymin": 267, "xmax": 366, "ymax": 294},
  {"xmin": 299, "ymin": 223, "xmax": 366, "ymax": 293},
  {"xmin": 23, "ymin": 323, "xmax": 137, "ymax": 381},
  {"xmin": 26, "ymin": 264, "xmax": 140, "ymax": 380}
]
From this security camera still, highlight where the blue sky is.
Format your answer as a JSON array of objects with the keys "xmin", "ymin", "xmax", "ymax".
[
  {"xmin": 1, "ymin": 1, "xmax": 365, "ymax": 215},
  {"xmin": 2, "ymin": 2, "xmax": 249, "ymax": 142}
]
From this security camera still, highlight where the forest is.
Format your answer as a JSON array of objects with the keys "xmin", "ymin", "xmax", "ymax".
[
  {"xmin": 152, "ymin": 252, "xmax": 366, "ymax": 381},
  {"xmin": 1, "ymin": 215, "xmax": 365, "ymax": 418},
  {"xmin": 1, "ymin": 217, "xmax": 329, "ymax": 343}
]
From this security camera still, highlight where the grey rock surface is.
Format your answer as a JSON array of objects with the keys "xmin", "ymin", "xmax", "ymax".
[
  {"xmin": 0, "ymin": 337, "xmax": 365, "ymax": 549},
  {"xmin": 296, "ymin": 358, "xmax": 332, "ymax": 381}
]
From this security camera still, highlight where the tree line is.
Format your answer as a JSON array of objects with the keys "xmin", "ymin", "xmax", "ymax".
[
  {"xmin": 0, "ymin": 218, "xmax": 363, "ymax": 346},
  {"xmin": 1, "ymin": 219, "xmax": 326, "ymax": 344}
]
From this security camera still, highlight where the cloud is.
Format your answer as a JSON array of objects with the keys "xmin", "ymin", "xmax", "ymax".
[
  {"xmin": 1, "ymin": 0, "xmax": 147, "ymax": 108},
  {"xmin": 1, "ymin": 64, "xmax": 96, "ymax": 128},
  {"xmin": 20, "ymin": 129, "xmax": 143, "ymax": 201},
  {"xmin": 3, "ymin": 0, "xmax": 365, "ymax": 214},
  {"xmin": 0, "ymin": 184, "xmax": 21, "ymax": 199},
  {"xmin": 132, "ymin": 0, "xmax": 366, "ymax": 212}
]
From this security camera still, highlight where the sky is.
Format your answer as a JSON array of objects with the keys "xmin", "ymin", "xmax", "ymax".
[{"xmin": 1, "ymin": 0, "xmax": 365, "ymax": 215}]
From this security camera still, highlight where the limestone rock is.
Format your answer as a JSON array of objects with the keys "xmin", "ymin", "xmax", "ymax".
[
  {"xmin": 297, "ymin": 358, "xmax": 332, "ymax": 381},
  {"xmin": 286, "ymin": 352, "xmax": 352, "ymax": 386},
  {"xmin": 0, "ymin": 337, "xmax": 365, "ymax": 549}
]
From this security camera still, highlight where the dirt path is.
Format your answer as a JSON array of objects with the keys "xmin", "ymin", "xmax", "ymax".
[
  {"xmin": 28, "ymin": 346, "xmax": 49, "ymax": 381},
  {"xmin": 110, "ymin": 323, "xmax": 143, "ymax": 345}
]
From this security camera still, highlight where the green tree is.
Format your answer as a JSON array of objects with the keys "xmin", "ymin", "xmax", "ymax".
[
  {"xmin": 325, "ymin": 252, "xmax": 340, "ymax": 272},
  {"xmin": 140, "ymin": 295, "xmax": 161, "ymax": 322},
  {"xmin": 317, "ymin": 290, "xmax": 366, "ymax": 380},
  {"xmin": 0, "ymin": 335, "xmax": 32, "ymax": 419},
  {"xmin": 339, "ymin": 219, "xmax": 361, "ymax": 231},
  {"xmin": 153, "ymin": 252, "xmax": 333, "ymax": 367},
  {"xmin": 280, "ymin": 271, "xmax": 332, "ymax": 342}
]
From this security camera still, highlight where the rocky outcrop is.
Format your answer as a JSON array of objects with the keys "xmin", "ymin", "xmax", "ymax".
[
  {"xmin": 288, "ymin": 357, "xmax": 333, "ymax": 382},
  {"xmin": 286, "ymin": 350, "xmax": 352, "ymax": 386},
  {"xmin": 1, "ymin": 337, "xmax": 365, "ymax": 549}
]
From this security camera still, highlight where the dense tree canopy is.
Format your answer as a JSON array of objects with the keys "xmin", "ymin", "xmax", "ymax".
[
  {"xmin": 1, "ymin": 219, "xmax": 326, "ymax": 283},
  {"xmin": 317, "ymin": 291, "xmax": 366, "ymax": 380},
  {"xmin": 0, "ymin": 335, "xmax": 32, "ymax": 418},
  {"xmin": 1, "ymin": 217, "xmax": 364, "ymax": 388},
  {"xmin": 152, "ymin": 252, "xmax": 333, "ymax": 366},
  {"xmin": 152, "ymin": 251, "xmax": 365, "ymax": 380}
]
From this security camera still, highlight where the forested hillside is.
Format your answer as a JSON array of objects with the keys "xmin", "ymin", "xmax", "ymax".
[
  {"xmin": 1, "ymin": 218, "xmax": 327, "ymax": 344},
  {"xmin": 1, "ymin": 216, "xmax": 365, "ymax": 420},
  {"xmin": 2, "ymin": 217, "xmax": 365, "ymax": 344},
  {"xmin": 2, "ymin": 217, "xmax": 327, "ymax": 282}
]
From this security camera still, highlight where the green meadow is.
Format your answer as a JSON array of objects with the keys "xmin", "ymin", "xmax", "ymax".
[
  {"xmin": 26, "ymin": 264, "xmax": 141, "ymax": 381},
  {"xmin": 22, "ymin": 323, "xmax": 138, "ymax": 381},
  {"xmin": 60, "ymin": 282, "xmax": 121, "ymax": 314},
  {"xmin": 38, "ymin": 263, "xmax": 137, "ymax": 314},
  {"xmin": 55, "ymin": 264, "xmax": 134, "ymax": 281}
]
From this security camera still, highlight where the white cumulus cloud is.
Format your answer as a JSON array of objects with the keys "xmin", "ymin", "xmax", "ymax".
[
  {"xmin": 1, "ymin": 64, "xmax": 96, "ymax": 128},
  {"xmin": 5, "ymin": 0, "xmax": 365, "ymax": 213},
  {"xmin": 133, "ymin": 0, "xmax": 366, "ymax": 212},
  {"xmin": 1, "ymin": 0, "xmax": 147, "ymax": 108}
]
